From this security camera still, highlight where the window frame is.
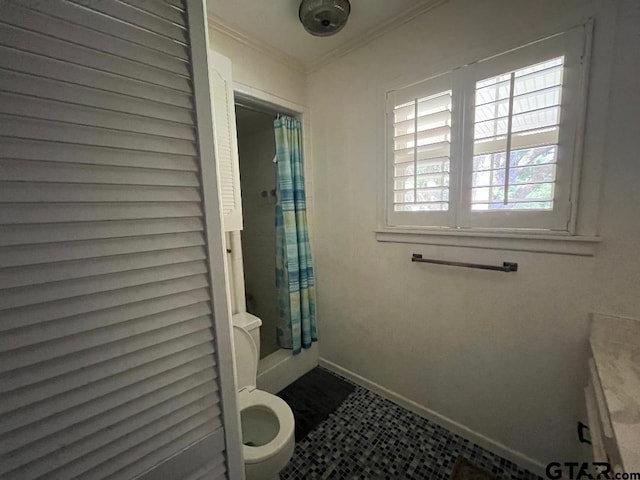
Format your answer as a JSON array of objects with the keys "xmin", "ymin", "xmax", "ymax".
[{"xmin": 384, "ymin": 26, "xmax": 590, "ymax": 235}]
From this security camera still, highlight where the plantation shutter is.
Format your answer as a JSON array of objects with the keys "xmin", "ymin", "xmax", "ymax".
[
  {"xmin": 209, "ymin": 50, "xmax": 243, "ymax": 232},
  {"xmin": 386, "ymin": 72, "xmax": 456, "ymax": 227},
  {"xmin": 458, "ymin": 27, "xmax": 586, "ymax": 230},
  {"xmin": 384, "ymin": 26, "xmax": 587, "ymax": 232},
  {"xmin": 0, "ymin": 1, "xmax": 240, "ymax": 479},
  {"xmin": 391, "ymin": 91, "xmax": 452, "ymax": 212}
]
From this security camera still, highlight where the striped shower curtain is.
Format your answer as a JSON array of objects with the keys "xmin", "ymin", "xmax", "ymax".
[{"xmin": 274, "ymin": 115, "xmax": 317, "ymax": 354}]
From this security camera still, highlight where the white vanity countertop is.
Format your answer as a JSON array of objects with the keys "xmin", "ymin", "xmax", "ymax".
[{"xmin": 590, "ymin": 314, "xmax": 640, "ymax": 472}]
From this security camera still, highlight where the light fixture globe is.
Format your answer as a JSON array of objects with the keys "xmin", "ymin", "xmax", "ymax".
[{"xmin": 299, "ymin": 0, "xmax": 351, "ymax": 37}]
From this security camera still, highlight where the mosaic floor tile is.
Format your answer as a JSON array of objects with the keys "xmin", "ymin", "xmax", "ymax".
[{"xmin": 280, "ymin": 369, "xmax": 543, "ymax": 480}]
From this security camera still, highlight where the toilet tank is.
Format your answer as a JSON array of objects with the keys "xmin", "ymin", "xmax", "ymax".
[{"xmin": 232, "ymin": 312, "xmax": 262, "ymax": 358}]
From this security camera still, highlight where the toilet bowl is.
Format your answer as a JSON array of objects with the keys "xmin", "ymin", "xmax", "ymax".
[{"xmin": 232, "ymin": 321, "xmax": 295, "ymax": 480}]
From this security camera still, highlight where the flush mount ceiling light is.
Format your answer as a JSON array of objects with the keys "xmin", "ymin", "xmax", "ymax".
[{"xmin": 299, "ymin": 0, "xmax": 351, "ymax": 37}]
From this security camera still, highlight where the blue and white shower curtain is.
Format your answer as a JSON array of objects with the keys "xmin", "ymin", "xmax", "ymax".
[{"xmin": 274, "ymin": 115, "xmax": 317, "ymax": 354}]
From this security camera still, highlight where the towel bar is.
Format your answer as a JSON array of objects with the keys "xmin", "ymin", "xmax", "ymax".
[{"xmin": 411, "ymin": 254, "xmax": 518, "ymax": 272}]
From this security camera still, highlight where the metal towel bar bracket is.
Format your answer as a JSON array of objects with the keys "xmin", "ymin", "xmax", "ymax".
[{"xmin": 411, "ymin": 254, "xmax": 518, "ymax": 272}]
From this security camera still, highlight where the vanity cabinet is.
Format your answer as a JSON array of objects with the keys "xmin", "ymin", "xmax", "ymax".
[{"xmin": 586, "ymin": 314, "xmax": 640, "ymax": 474}]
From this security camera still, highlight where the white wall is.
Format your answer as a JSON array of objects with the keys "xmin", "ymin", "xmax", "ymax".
[
  {"xmin": 308, "ymin": 0, "xmax": 629, "ymax": 471},
  {"xmin": 207, "ymin": 22, "xmax": 307, "ymax": 108},
  {"xmin": 236, "ymin": 116, "xmax": 280, "ymax": 358},
  {"xmin": 592, "ymin": 0, "xmax": 640, "ymax": 317}
]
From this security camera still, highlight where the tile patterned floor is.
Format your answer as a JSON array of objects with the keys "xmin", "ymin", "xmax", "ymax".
[{"xmin": 280, "ymin": 370, "xmax": 543, "ymax": 480}]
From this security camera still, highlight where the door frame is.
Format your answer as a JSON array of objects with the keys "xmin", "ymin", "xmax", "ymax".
[{"xmin": 187, "ymin": 2, "xmax": 245, "ymax": 479}]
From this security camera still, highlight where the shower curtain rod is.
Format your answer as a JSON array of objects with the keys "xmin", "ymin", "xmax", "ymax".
[{"xmin": 234, "ymin": 102, "xmax": 282, "ymax": 118}]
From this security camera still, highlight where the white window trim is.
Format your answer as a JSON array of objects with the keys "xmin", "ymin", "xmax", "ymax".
[
  {"xmin": 375, "ymin": 228, "xmax": 601, "ymax": 256},
  {"xmin": 378, "ymin": 22, "xmax": 601, "ymax": 255}
]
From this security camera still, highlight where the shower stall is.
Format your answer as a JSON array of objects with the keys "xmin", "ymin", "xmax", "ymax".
[{"xmin": 234, "ymin": 104, "xmax": 280, "ymax": 358}]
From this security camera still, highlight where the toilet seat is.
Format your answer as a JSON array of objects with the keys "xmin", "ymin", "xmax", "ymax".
[{"xmin": 238, "ymin": 389, "xmax": 295, "ymax": 464}]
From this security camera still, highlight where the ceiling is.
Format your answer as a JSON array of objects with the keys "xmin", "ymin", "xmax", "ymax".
[{"xmin": 207, "ymin": 0, "xmax": 443, "ymax": 68}]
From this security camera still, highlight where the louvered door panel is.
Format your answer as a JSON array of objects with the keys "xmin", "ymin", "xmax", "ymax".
[
  {"xmin": 9, "ymin": 1, "xmax": 190, "ymax": 59},
  {"xmin": 0, "ymin": 1, "xmax": 231, "ymax": 479},
  {"xmin": 0, "ymin": 234, "xmax": 206, "ymax": 268},
  {"xmin": 69, "ymin": 0, "xmax": 189, "ymax": 43},
  {"xmin": 0, "ymin": 46, "xmax": 193, "ymax": 108},
  {"xmin": 0, "ymin": 138, "xmax": 199, "ymax": 171},
  {"xmin": 0, "ymin": 116, "xmax": 197, "ymax": 155},
  {"xmin": 0, "ymin": 92, "xmax": 196, "ymax": 139},
  {"xmin": 0, "ymin": 218, "xmax": 204, "ymax": 247},
  {"xmin": 209, "ymin": 50, "xmax": 243, "ymax": 232},
  {"xmin": 0, "ymin": 4, "xmax": 190, "ymax": 76},
  {"xmin": 0, "ymin": 24, "xmax": 191, "ymax": 92},
  {"xmin": 0, "ymin": 160, "xmax": 200, "ymax": 185}
]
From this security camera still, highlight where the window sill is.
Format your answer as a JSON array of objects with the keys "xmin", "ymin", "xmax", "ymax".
[{"xmin": 374, "ymin": 228, "xmax": 601, "ymax": 256}]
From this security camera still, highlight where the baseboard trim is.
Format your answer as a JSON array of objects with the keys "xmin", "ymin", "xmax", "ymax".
[{"xmin": 318, "ymin": 357, "xmax": 546, "ymax": 477}]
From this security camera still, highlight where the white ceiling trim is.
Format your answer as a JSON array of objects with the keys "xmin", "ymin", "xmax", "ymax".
[
  {"xmin": 207, "ymin": 0, "xmax": 449, "ymax": 75},
  {"xmin": 207, "ymin": 14, "xmax": 306, "ymax": 73},
  {"xmin": 306, "ymin": 0, "xmax": 449, "ymax": 73}
]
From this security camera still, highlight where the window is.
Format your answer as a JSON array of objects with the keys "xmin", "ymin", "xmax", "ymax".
[{"xmin": 385, "ymin": 27, "xmax": 588, "ymax": 233}]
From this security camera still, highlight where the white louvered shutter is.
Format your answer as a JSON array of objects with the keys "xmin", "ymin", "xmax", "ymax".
[
  {"xmin": 458, "ymin": 28, "xmax": 585, "ymax": 231},
  {"xmin": 0, "ymin": 1, "xmax": 237, "ymax": 479},
  {"xmin": 209, "ymin": 50, "xmax": 243, "ymax": 232},
  {"xmin": 469, "ymin": 58, "xmax": 564, "ymax": 211},
  {"xmin": 384, "ymin": 27, "xmax": 586, "ymax": 232},
  {"xmin": 392, "ymin": 92, "xmax": 452, "ymax": 212},
  {"xmin": 386, "ymin": 72, "xmax": 456, "ymax": 227}
]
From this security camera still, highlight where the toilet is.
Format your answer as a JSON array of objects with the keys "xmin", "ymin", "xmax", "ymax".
[{"xmin": 232, "ymin": 313, "xmax": 295, "ymax": 480}]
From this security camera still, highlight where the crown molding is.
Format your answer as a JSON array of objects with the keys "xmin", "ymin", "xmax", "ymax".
[
  {"xmin": 306, "ymin": 0, "xmax": 449, "ymax": 73},
  {"xmin": 207, "ymin": 0, "xmax": 449, "ymax": 75},
  {"xmin": 207, "ymin": 13, "xmax": 306, "ymax": 73}
]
